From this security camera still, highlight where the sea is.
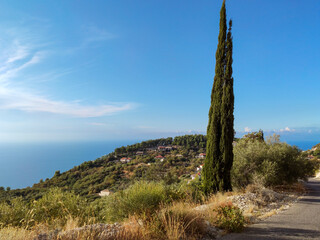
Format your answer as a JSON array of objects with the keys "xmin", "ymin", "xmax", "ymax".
[
  {"xmin": 0, "ymin": 140, "xmax": 318, "ymax": 189},
  {"xmin": 0, "ymin": 141, "xmax": 136, "ymax": 189}
]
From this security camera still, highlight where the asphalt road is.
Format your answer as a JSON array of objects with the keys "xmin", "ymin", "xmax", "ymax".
[{"xmin": 220, "ymin": 179, "xmax": 320, "ymax": 240}]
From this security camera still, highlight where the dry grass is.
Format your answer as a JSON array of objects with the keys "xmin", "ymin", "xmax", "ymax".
[
  {"xmin": 0, "ymin": 227, "xmax": 36, "ymax": 240},
  {"xmin": 158, "ymin": 202, "xmax": 207, "ymax": 239},
  {"xmin": 196, "ymin": 192, "xmax": 235, "ymax": 225},
  {"xmin": 120, "ymin": 202, "xmax": 209, "ymax": 240},
  {"xmin": 0, "ymin": 189, "xmax": 249, "ymax": 240}
]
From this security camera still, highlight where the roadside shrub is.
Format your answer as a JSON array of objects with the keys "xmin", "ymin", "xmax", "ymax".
[
  {"xmin": 135, "ymin": 202, "xmax": 207, "ymax": 240},
  {"xmin": 232, "ymin": 134, "xmax": 314, "ymax": 188},
  {"xmin": 158, "ymin": 202, "xmax": 206, "ymax": 239},
  {"xmin": 215, "ymin": 202, "xmax": 244, "ymax": 232}
]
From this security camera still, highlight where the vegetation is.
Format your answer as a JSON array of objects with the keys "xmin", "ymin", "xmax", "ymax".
[
  {"xmin": 232, "ymin": 134, "xmax": 317, "ymax": 188},
  {"xmin": 215, "ymin": 202, "xmax": 245, "ymax": 232},
  {"xmin": 0, "ymin": 132, "xmax": 317, "ymax": 239},
  {"xmin": 0, "ymin": 134, "xmax": 208, "ymax": 203},
  {"xmin": 100, "ymin": 181, "xmax": 174, "ymax": 222},
  {"xmin": 203, "ymin": 0, "xmax": 234, "ymax": 194}
]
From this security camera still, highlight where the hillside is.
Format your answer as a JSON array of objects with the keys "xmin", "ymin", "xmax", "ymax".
[{"xmin": 0, "ymin": 135, "xmax": 207, "ymax": 202}]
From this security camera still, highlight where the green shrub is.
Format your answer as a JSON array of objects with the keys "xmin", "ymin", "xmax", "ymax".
[
  {"xmin": 102, "ymin": 181, "xmax": 168, "ymax": 222},
  {"xmin": 215, "ymin": 203, "xmax": 244, "ymax": 232},
  {"xmin": 0, "ymin": 188, "xmax": 95, "ymax": 229},
  {"xmin": 232, "ymin": 134, "xmax": 314, "ymax": 188},
  {"xmin": 100, "ymin": 181, "xmax": 190, "ymax": 222},
  {"xmin": 27, "ymin": 188, "xmax": 93, "ymax": 228},
  {"xmin": 0, "ymin": 198, "xmax": 28, "ymax": 227}
]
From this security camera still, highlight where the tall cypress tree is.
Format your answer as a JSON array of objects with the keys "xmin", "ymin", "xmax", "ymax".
[
  {"xmin": 203, "ymin": 1, "xmax": 234, "ymax": 194},
  {"xmin": 203, "ymin": 0, "xmax": 227, "ymax": 194},
  {"xmin": 221, "ymin": 20, "xmax": 234, "ymax": 191}
]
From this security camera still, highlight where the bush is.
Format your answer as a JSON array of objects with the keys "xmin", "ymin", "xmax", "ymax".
[
  {"xmin": 232, "ymin": 134, "xmax": 314, "ymax": 188},
  {"xmin": 0, "ymin": 188, "xmax": 95, "ymax": 229},
  {"xmin": 102, "ymin": 181, "xmax": 169, "ymax": 222},
  {"xmin": 215, "ymin": 202, "xmax": 244, "ymax": 232},
  {"xmin": 29, "ymin": 188, "xmax": 92, "ymax": 228},
  {"xmin": 0, "ymin": 198, "xmax": 28, "ymax": 228}
]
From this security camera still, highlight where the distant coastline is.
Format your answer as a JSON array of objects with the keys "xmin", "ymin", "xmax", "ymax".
[{"xmin": 0, "ymin": 139, "xmax": 317, "ymax": 189}]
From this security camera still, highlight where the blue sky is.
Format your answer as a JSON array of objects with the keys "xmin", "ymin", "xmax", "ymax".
[{"xmin": 0, "ymin": 0, "xmax": 319, "ymax": 143}]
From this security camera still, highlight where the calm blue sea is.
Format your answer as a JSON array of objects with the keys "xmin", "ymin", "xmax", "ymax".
[
  {"xmin": 0, "ymin": 141, "xmax": 136, "ymax": 189},
  {"xmin": 285, "ymin": 141, "xmax": 318, "ymax": 151}
]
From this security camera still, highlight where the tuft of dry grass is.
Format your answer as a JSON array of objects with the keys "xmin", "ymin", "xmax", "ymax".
[{"xmin": 158, "ymin": 202, "xmax": 207, "ymax": 239}]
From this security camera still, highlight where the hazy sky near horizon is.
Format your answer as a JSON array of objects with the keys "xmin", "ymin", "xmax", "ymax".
[{"xmin": 0, "ymin": 0, "xmax": 319, "ymax": 143}]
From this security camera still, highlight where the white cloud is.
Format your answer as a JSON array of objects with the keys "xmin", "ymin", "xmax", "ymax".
[
  {"xmin": 244, "ymin": 127, "xmax": 251, "ymax": 132},
  {"xmin": 0, "ymin": 30, "xmax": 135, "ymax": 118},
  {"xmin": 279, "ymin": 127, "xmax": 295, "ymax": 132}
]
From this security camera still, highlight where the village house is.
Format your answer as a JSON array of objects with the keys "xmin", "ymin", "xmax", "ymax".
[
  {"xmin": 158, "ymin": 146, "xmax": 166, "ymax": 151},
  {"xmin": 155, "ymin": 155, "xmax": 165, "ymax": 161},
  {"xmin": 120, "ymin": 157, "xmax": 132, "ymax": 163},
  {"xmin": 136, "ymin": 151, "xmax": 144, "ymax": 156},
  {"xmin": 99, "ymin": 189, "xmax": 113, "ymax": 197},
  {"xmin": 198, "ymin": 153, "xmax": 206, "ymax": 159}
]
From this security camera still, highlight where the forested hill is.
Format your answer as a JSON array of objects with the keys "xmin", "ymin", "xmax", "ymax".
[{"xmin": 0, "ymin": 134, "xmax": 207, "ymax": 202}]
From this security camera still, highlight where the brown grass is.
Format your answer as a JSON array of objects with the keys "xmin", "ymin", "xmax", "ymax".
[{"xmin": 0, "ymin": 227, "xmax": 36, "ymax": 240}]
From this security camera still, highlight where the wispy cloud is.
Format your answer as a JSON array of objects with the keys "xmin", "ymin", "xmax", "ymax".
[
  {"xmin": 0, "ymin": 88, "xmax": 135, "ymax": 117},
  {"xmin": 6, "ymin": 40, "xmax": 29, "ymax": 63},
  {"xmin": 0, "ymin": 28, "xmax": 134, "ymax": 118}
]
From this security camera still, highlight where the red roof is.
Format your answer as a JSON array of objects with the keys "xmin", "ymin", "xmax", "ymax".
[
  {"xmin": 120, "ymin": 157, "xmax": 127, "ymax": 160},
  {"xmin": 155, "ymin": 155, "xmax": 164, "ymax": 158},
  {"xmin": 200, "ymin": 153, "xmax": 206, "ymax": 156}
]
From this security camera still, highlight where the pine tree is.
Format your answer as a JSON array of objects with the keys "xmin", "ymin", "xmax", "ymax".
[
  {"xmin": 203, "ymin": 1, "xmax": 234, "ymax": 194},
  {"xmin": 203, "ymin": 0, "xmax": 227, "ymax": 194}
]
